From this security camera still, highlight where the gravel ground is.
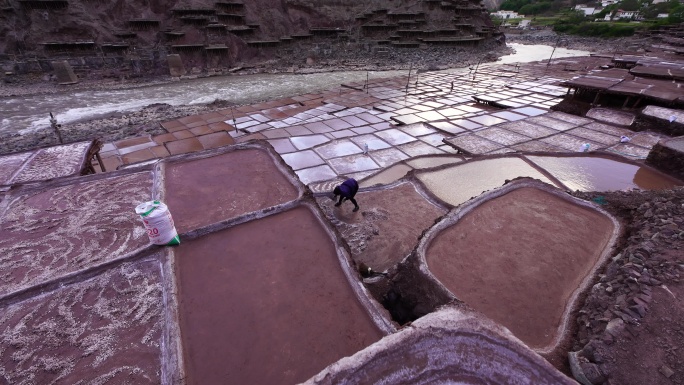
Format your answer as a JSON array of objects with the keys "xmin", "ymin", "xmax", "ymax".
[{"xmin": 570, "ymin": 188, "xmax": 684, "ymax": 385}]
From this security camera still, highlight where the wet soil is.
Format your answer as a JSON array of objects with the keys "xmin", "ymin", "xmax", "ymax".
[
  {"xmin": 165, "ymin": 148, "xmax": 298, "ymax": 233},
  {"xmin": 174, "ymin": 205, "xmax": 383, "ymax": 385},
  {"xmin": 425, "ymin": 187, "xmax": 615, "ymax": 350},
  {"xmin": 316, "ymin": 182, "xmax": 448, "ymax": 273}
]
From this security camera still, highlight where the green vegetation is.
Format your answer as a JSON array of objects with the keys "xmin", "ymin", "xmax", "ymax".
[
  {"xmin": 499, "ymin": 0, "xmax": 566, "ymax": 15},
  {"xmin": 497, "ymin": 0, "xmax": 684, "ymax": 37},
  {"xmin": 553, "ymin": 21, "xmax": 638, "ymax": 36}
]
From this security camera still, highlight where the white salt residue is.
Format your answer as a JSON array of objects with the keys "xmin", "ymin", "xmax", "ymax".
[
  {"xmin": 0, "ymin": 152, "xmax": 32, "ymax": 185},
  {"xmin": 0, "ymin": 172, "xmax": 151, "ymax": 297},
  {"xmin": 0, "ymin": 261, "xmax": 163, "ymax": 385},
  {"xmin": 11, "ymin": 142, "xmax": 92, "ymax": 184}
]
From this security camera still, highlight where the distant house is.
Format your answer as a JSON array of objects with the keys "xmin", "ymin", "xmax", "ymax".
[
  {"xmin": 652, "ymin": 0, "xmax": 668, "ymax": 4},
  {"xmin": 575, "ymin": 5, "xmax": 599, "ymax": 15},
  {"xmin": 601, "ymin": 0, "xmax": 618, "ymax": 6},
  {"xmin": 491, "ymin": 10, "xmax": 524, "ymax": 19},
  {"xmin": 614, "ymin": 9, "xmax": 639, "ymax": 19},
  {"xmin": 657, "ymin": 13, "xmax": 669, "ymax": 18}
]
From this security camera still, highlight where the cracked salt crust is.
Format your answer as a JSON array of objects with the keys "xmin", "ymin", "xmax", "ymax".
[
  {"xmin": 11, "ymin": 142, "xmax": 92, "ymax": 184},
  {"xmin": 0, "ymin": 172, "xmax": 151, "ymax": 296},
  {"xmin": 0, "ymin": 260, "xmax": 163, "ymax": 385}
]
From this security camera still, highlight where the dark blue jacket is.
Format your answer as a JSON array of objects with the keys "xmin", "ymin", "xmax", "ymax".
[{"xmin": 338, "ymin": 178, "xmax": 359, "ymax": 198}]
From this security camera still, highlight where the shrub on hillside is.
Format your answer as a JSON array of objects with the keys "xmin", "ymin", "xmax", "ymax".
[{"xmin": 554, "ymin": 21, "xmax": 636, "ymax": 37}]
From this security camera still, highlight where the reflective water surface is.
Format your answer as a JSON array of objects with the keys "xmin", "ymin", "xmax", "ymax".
[
  {"xmin": 526, "ymin": 155, "xmax": 681, "ymax": 192},
  {"xmin": 416, "ymin": 157, "xmax": 558, "ymax": 206}
]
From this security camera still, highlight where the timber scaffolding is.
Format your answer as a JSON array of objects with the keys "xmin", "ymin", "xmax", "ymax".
[
  {"xmin": 215, "ymin": 1, "xmax": 244, "ymax": 13},
  {"xmin": 217, "ymin": 13, "xmax": 245, "ymax": 23},
  {"xmin": 1, "ymin": 0, "xmax": 500, "ymax": 76},
  {"xmin": 560, "ymin": 56, "xmax": 684, "ymax": 109},
  {"xmin": 128, "ymin": 19, "xmax": 160, "ymax": 29},
  {"xmin": 41, "ymin": 41, "xmax": 95, "ymax": 52},
  {"xmin": 355, "ymin": 0, "xmax": 489, "ymax": 47},
  {"xmin": 18, "ymin": 0, "xmax": 68, "ymax": 9},
  {"xmin": 100, "ymin": 43, "xmax": 130, "ymax": 54}
]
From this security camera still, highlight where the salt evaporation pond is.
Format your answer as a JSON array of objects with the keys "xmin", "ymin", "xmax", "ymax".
[{"xmin": 526, "ymin": 155, "xmax": 681, "ymax": 192}]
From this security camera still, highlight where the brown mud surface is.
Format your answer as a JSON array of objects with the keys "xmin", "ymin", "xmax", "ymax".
[
  {"xmin": 570, "ymin": 187, "xmax": 684, "ymax": 385},
  {"xmin": 426, "ymin": 187, "xmax": 615, "ymax": 350},
  {"xmin": 316, "ymin": 182, "xmax": 448, "ymax": 272},
  {"xmin": 165, "ymin": 149, "xmax": 298, "ymax": 233},
  {"xmin": 174, "ymin": 205, "xmax": 383, "ymax": 385}
]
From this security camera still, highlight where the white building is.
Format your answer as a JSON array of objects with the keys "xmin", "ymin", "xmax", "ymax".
[
  {"xmin": 614, "ymin": 9, "xmax": 639, "ymax": 19},
  {"xmin": 575, "ymin": 5, "xmax": 598, "ymax": 15},
  {"xmin": 601, "ymin": 0, "xmax": 618, "ymax": 6},
  {"xmin": 657, "ymin": 13, "xmax": 669, "ymax": 18},
  {"xmin": 491, "ymin": 10, "xmax": 524, "ymax": 19}
]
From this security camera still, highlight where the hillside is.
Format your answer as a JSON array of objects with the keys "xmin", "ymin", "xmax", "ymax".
[{"xmin": 0, "ymin": 0, "xmax": 501, "ymax": 79}]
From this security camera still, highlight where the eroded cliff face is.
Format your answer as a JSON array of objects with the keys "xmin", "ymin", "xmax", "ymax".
[{"xmin": 0, "ymin": 0, "xmax": 501, "ymax": 78}]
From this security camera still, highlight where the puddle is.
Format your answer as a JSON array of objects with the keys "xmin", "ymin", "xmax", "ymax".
[
  {"xmin": 425, "ymin": 187, "xmax": 615, "ymax": 350},
  {"xmin": 360, "ymin": 164, "xmax": 413, "ymax": 187},
  {"xmin": 525, "ymin": 155, "xmax": 681, "ymax": 192},
  {"xmin": 416, "ymin": 157, "xmax": 557, "ymax": 206}
]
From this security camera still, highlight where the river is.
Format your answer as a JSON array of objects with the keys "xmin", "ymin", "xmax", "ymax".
[{"xmin": 0, "ymin": 44, "xmax": 589, "ymax": 135}]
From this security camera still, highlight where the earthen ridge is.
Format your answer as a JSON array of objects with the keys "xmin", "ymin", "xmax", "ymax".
[{"xmin": 303, "ymin": 306, "xmax": 577, "ymax": 385}]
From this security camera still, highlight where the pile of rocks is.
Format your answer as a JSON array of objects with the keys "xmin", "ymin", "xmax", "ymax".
[
  {"xmin": 505, "ymin": 31, "xmax": 649, "ymax": 54},
  {"xmin": 570, "ymin": 187, "xmax": 684, "ymax": 385}
]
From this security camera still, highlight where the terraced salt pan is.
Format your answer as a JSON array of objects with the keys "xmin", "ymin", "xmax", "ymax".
[
  {"xmin": 526, "ymin": 155, "xmax": 681, "ymax": 192},
  {"xmin": 0, "ymin": 259, "xmax": 163, "ymax": 384},
  {"xmin": 416, "ymin": 157, "xmax": 558, "ymax": 206},
  {"xmin": 165, "ymin": 148, "xmax": 299, "ymax": 233},
  {"xmin": 174, "ymin": 205, "xmax": 383, "ymax": 385},
  {"xmin": 425, "ymin": 186, "xmax": 616, "ymax": 350},
  {"xmin": 665, "ymin": 136, "xmax": 684, "ymax": 152},
  {"xmin": 360, "ymin": 164, "xmax": 413, "ymax": 187},
  {"xmin": 0, "ymin": 152, "xmax": 31, "ymax": 185},
  {"xmin": 11, "ymin": 141, "xmax": 92, "ymax": 184},
  {"xmin": 0, "ymin": 172, "xmax": 152, "ymax": 297},
  {"xmin": 316, "ymin": 182, "xmax": 448, "ymax": 272}
]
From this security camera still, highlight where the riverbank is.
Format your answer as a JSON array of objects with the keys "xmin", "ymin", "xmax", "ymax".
[
  {"xmin": 0, "ymin": 42, "xmax": 509, "ymax": 99},
  {"xmin": 0, "ymin": 43, "xmax": 514, "ymax": 154},
  {"xmin": 505, "ymin": 29, "xmax": 656, "ymax": 54}
]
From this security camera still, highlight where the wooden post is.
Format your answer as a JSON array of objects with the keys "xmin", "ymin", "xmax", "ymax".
[
  {"xmin": 49, "ymin": 112, "xmax": 64, "ymax": 144},
  {"xmin": 95, "ymin": 152, "xmax": 106, "ymax": 172},
  {"xmin": 231, "ymin": 107, "xmax": 237, "ymax": 133}
]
